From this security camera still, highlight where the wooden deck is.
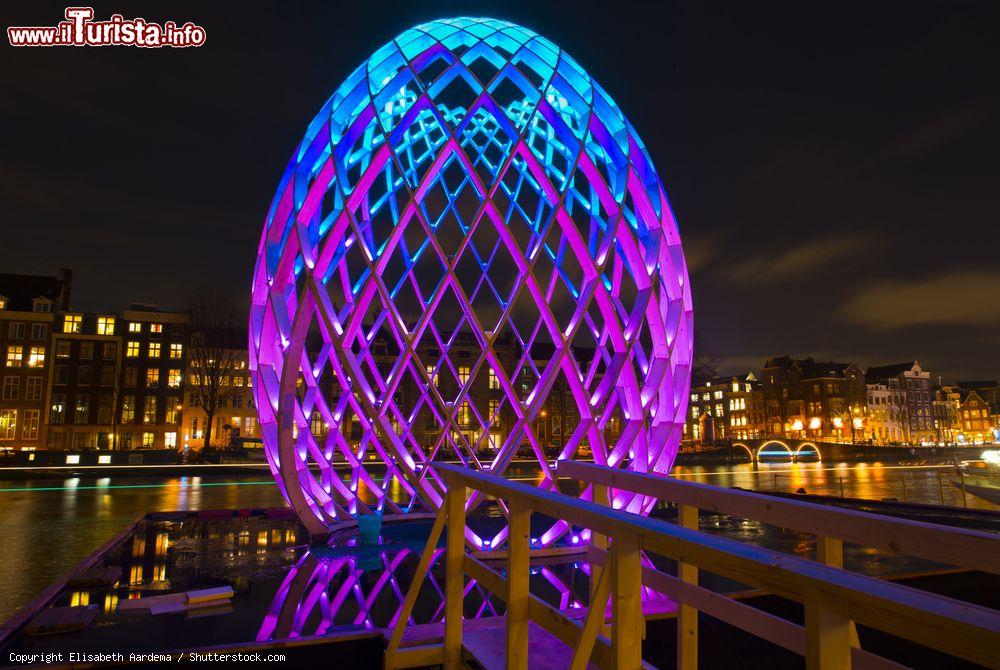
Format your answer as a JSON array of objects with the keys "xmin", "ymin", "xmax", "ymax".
[
  {"xmin": 383, "ymin": 615, "xmax": 658, "ymax": 670},
  {"xmin": 384, "ymin": 462, "xmax": 1000, "ymax": 670}
]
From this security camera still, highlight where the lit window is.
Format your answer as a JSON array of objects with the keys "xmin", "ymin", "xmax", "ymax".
[
  {"xmin": 167, "ymin": 369, "xmax": 181, "ymax": 388},
  {"xmin": 6, "ymin": 346, "xmax": 23, "ymax": 367},
  {"xmin": 148, "ymin": 342, "xmax": 161, "ymax": 358},
  {"xmin": 63, "ymin": 314, "xmax": 82, "ymax": 333},
  {"xmin": 426, "ymin": 364, "xmax": 436, "ymax": 388},
  {"xmin": 150, "ymin": 323, "xmax": 163, "ymax": 334},
  {"xmin": 142, "ymin": 432, "xmax": 155, "ymax": 447},
  {"xmin": 169, "ymin": 343, "xmax": 183, "ymax": 359},
  {"xmin": 65, "ymin": 454, "xmax": 80, "ymax": 465},
  {"xmin": 143, "ymin": 397, "xmax": 157, "ymax": 423},
  {"xmin": 0, "ymin": 296, "xmax": 6, "ymax": 310},
  {"xmin": 121, "ymin": 395, "xmax": 135, "ymax": 423},
  {"xmin": 164, "ymin": 432, "xmax": 177, "ymax": 448},
  {"xmin": 0, "ymin": 409, "xmax": 16, "ymax": 440},
  {"xmin": 27, "ymin": 346, "xmax": 45, "ymax": 368},
  {"xmin": 126, "ymin": 341, "xmax": 140, "ymax": 357},
  {"xmin": 458, "ymin": 366, "xmax": 470, "ymax": 385},
  {"xmin": 146, "ymin": 369, "xmax": 160, "ymax": 387},
  {"xmin": 97, "ymin": 316, "xmax": 116, "ymax": 335},
  {"xmin": 128, "ymin": 322, "xmax": 141, "ymax": 333},
  {"xmin": 98, "ymin": 454, "xmax": 111, "ymax": 464}
]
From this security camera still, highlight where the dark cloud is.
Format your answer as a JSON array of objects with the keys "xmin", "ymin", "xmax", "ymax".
[
  {"xmin": 728, "ymin": 234, "xmax": 877, "ymax": 284},
  {"xmin": 840, "ymin": 272, "xmax": 1000, "ymax": 330}
]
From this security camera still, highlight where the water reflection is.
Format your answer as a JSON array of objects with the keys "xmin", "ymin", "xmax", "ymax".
[{"xmin": 1, "ymin": 462, "xmax": 997, "ymax": 623}]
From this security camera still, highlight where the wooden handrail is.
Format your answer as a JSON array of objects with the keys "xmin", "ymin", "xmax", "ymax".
[
  {"xmin": 557, "ymin": 460, "xmax": 1000, "ymax": 574},
  {"xmin": 435, "ymin": 464, "xmax": 1000, "ymax": 668},
  {"xmin": 385, "ymin": 464, "xmax": 999, "ymax": 669}
]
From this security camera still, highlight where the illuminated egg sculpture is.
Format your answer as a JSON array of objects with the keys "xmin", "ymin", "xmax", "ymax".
[{"xmin": 249, "ymin": 17, "xmax": 693, "ymax": 545}]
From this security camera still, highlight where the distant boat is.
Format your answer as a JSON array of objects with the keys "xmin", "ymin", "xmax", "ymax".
[{"xmin": 956, "ymin": 451, "xmax": 1000, "ymax": 505}]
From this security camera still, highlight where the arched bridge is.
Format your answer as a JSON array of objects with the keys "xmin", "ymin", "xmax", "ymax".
[{"xmin": 727, "ymin": 438, "xmax": 825, "ymax": 463}]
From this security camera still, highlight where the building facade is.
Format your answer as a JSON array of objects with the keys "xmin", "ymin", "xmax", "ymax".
[
  {"xmin": 760, "ymin": 357, "xmax": 865, "ymax": 443},
  {"xmin": 683, "ymin": 373, "xmax": 764, "ymax": 444},
  {"xmin": 867, "ymin": 361, "xmax": 935, "ymax": 444},
  {"xmin": 0, "ymin": 271, "xmax": 70, "ymax": 451},
  {"xmin": 865, "ymin": 382, "xmax": 907, "ymax": 445},
  {"xmin": 116, "ymin": 306, "xmax": 189, "ymax": 450},
  {"xmin": 45, "ymin": 311, "xmax": 122, "ymax": 450}
]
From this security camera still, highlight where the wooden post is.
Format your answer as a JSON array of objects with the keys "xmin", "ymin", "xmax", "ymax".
[
  {"xmin": 506, "ymin": 497, "xmax": 531, "ymax": 670},
  {"xmin": 817, "ymin": 536, "xmax": 861, "ymax": 649},
  {"xmin": 901, "ymin": 475, "xmax": 907, "ymax": 503},
  {"xmin": 677, "ymin": 504, "xmax": 699, "ymax": 670},
  {"xmin": 443, "ymin": 483, "xmax": 466, "ymax": 670},
  {"xmin": 590, "ymin": 483, "xmax": 610, "ymax": 637},
  {"xmin": 938, "ymin": 470, "xmax": 945, "ymax": 505},
  {"xmin": 816, "ymin": 536, "xmax": 843, "ymax": 569},
  {"xmin": 839, "ymin": 477, "xmax": 845, "ymax": 499},
  {"xmin": 804, "ymin": 586, "xmax": 852, "ymax": 670},
  {"xmin": 959, "ymin": 468, "xmax": 967, "ymax": 508},
  {"xmin": 610, "ymin": 528, "xmax": 643, "ymax": 670}
]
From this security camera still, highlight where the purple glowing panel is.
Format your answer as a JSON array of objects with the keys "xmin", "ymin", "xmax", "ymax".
[{"xmin": 249, "ymin": 17, "xmax": 693, "ymax": 542}]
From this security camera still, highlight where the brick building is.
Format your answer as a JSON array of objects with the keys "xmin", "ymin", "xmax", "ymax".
[
  {"xmin": 0, "ymin": 271, "xmax": 71, "ymax": 450},
  {"xmin": 866, "ymin": 361, "xmax": 935, "ymax": 444},
  {"xmin": 45, "ymin": 311, "xmax": 122, "ymax": 450},
  {"xmin": 761, "ymin": 357, "xmax": 865, "ymax": 442}
]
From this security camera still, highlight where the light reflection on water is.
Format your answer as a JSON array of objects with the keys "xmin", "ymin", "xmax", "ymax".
[{"xmin": 0, "ymin": 461, "xmax": 995, "ymax": 623}]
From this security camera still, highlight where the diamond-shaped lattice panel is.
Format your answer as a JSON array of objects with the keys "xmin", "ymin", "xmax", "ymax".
[{"xmin": 250, "ymin": 17, "xmax": 694, "ymax": 545}]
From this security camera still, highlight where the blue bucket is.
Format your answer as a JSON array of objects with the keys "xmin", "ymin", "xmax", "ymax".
[{"xmin": 356, "ymin": 511, "xmax": 383, "ymax": 545}]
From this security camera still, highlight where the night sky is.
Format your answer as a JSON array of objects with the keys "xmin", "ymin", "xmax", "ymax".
[{"xmin": 2, "ymin": 1, "xmax": 998, "ymax": 380}]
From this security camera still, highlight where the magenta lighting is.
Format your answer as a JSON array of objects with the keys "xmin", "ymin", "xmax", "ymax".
[{"xmin": 249, "ymin": 17, "xmax": 693, "ymax": 544}]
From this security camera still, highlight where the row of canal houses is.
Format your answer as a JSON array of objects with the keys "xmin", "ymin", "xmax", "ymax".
[{"xmin": 683, "ymin": 357, "xmax": 999, "ymax": 447}]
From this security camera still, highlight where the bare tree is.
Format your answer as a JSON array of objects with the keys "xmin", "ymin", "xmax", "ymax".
[
  {"xmin": 185, "ymin": 288, "xmax": 242, "ymax": 450},
  {"xmin": 691, "ymin": 333, "xmax": 720, "ymax": 385}
]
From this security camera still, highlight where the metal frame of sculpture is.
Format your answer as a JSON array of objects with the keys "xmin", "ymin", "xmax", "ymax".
[{"xmin": 249, "ymin": 17, "xmax": 693, "ymax": 544}]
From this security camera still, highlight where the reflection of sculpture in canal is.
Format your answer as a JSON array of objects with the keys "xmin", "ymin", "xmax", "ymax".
[{"xmin": 256, "ymin": 545, "xmax": 672, "ymax": 641}]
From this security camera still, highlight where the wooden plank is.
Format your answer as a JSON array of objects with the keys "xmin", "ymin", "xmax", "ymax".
[
  {"xmin": 462, "ymin": 618, "xmax": 598, "ymax": 670},
  {"xmin": 571, "ymin": 554, "xmax": 611, "ymax": 670},
  {"xmin": 805, "ymin": 586, "xmax": 852, "ymax": 670},
  {"xmin": 590, "ymin": 545, "xmax": 806, "ymax": 655},
  {"xmin": 464, "ymin": 554, "xmax": 618, "ymax": 669},
  {"xmin": 385, "ymin": 507, "xmax": 447, "ymax": 662},
  {"xmin": 590, "ymin": 483, "xmax": 610, "ymax": 638},
  {"xmin": 186, "ymin": 586, "xmax": 234, "ymax": 604},
  {"xmin": 560, "ymin": 460, "xmax": 1000, "ymax": 574},
  {"xmin": 438, "ymin": 464, "xmax": 1000, "ymax": 668},
  {"xmin": 23, "ymin": 606, "xmax": 98, "ymax": 636},
  {"xmin": 677, "ymin": 503, "xmax": 699, "ymax": 670},
  {"xmin": 443, "ymin": 484, "xmax": 466, "ymax": 670},
  {"xmin": 611, "ymin": 529, "xmax": 643, "ymax": 670},
  {"xmin": 507, "ymin": 498, "xmax": 531, "ymax": 670},
  {"xmin": 817, "ymin": 536, "xmax": 862, "ymax": 649},
  {"xmin": 817, "ymin": 536, "xmax": 844, "ymax": 569},
  {"xmin": 66, "ymin": 566, "xmax": 122, "ymax": 587},
  {"xmin": 388, "ymin": 643, "xmax": 444, "ymax": 669}
]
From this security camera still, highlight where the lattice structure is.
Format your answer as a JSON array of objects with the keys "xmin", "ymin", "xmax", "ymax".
[
  {"xmin": 249, "ymin": 17, "xmax": 693, "ymax": 542},
  {"xmin": 256, "ymin": 547, "xmax": 671, "ymax": 639}
]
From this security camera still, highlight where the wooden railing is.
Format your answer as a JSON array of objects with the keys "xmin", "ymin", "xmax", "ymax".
[{"xmin": 384, "ymin": 463, "xmax": 1000, "ymax": 670}]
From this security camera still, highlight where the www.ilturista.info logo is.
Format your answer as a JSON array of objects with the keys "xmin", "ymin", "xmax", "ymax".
[{"xmin": 8, "ymin": 7, "xmax": 206, "ymax": 48}]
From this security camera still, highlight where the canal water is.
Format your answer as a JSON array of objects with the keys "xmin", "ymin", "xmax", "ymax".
[{"xmin": 0, "ymin": 461, "xmax": 995, "ymax": 624}]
